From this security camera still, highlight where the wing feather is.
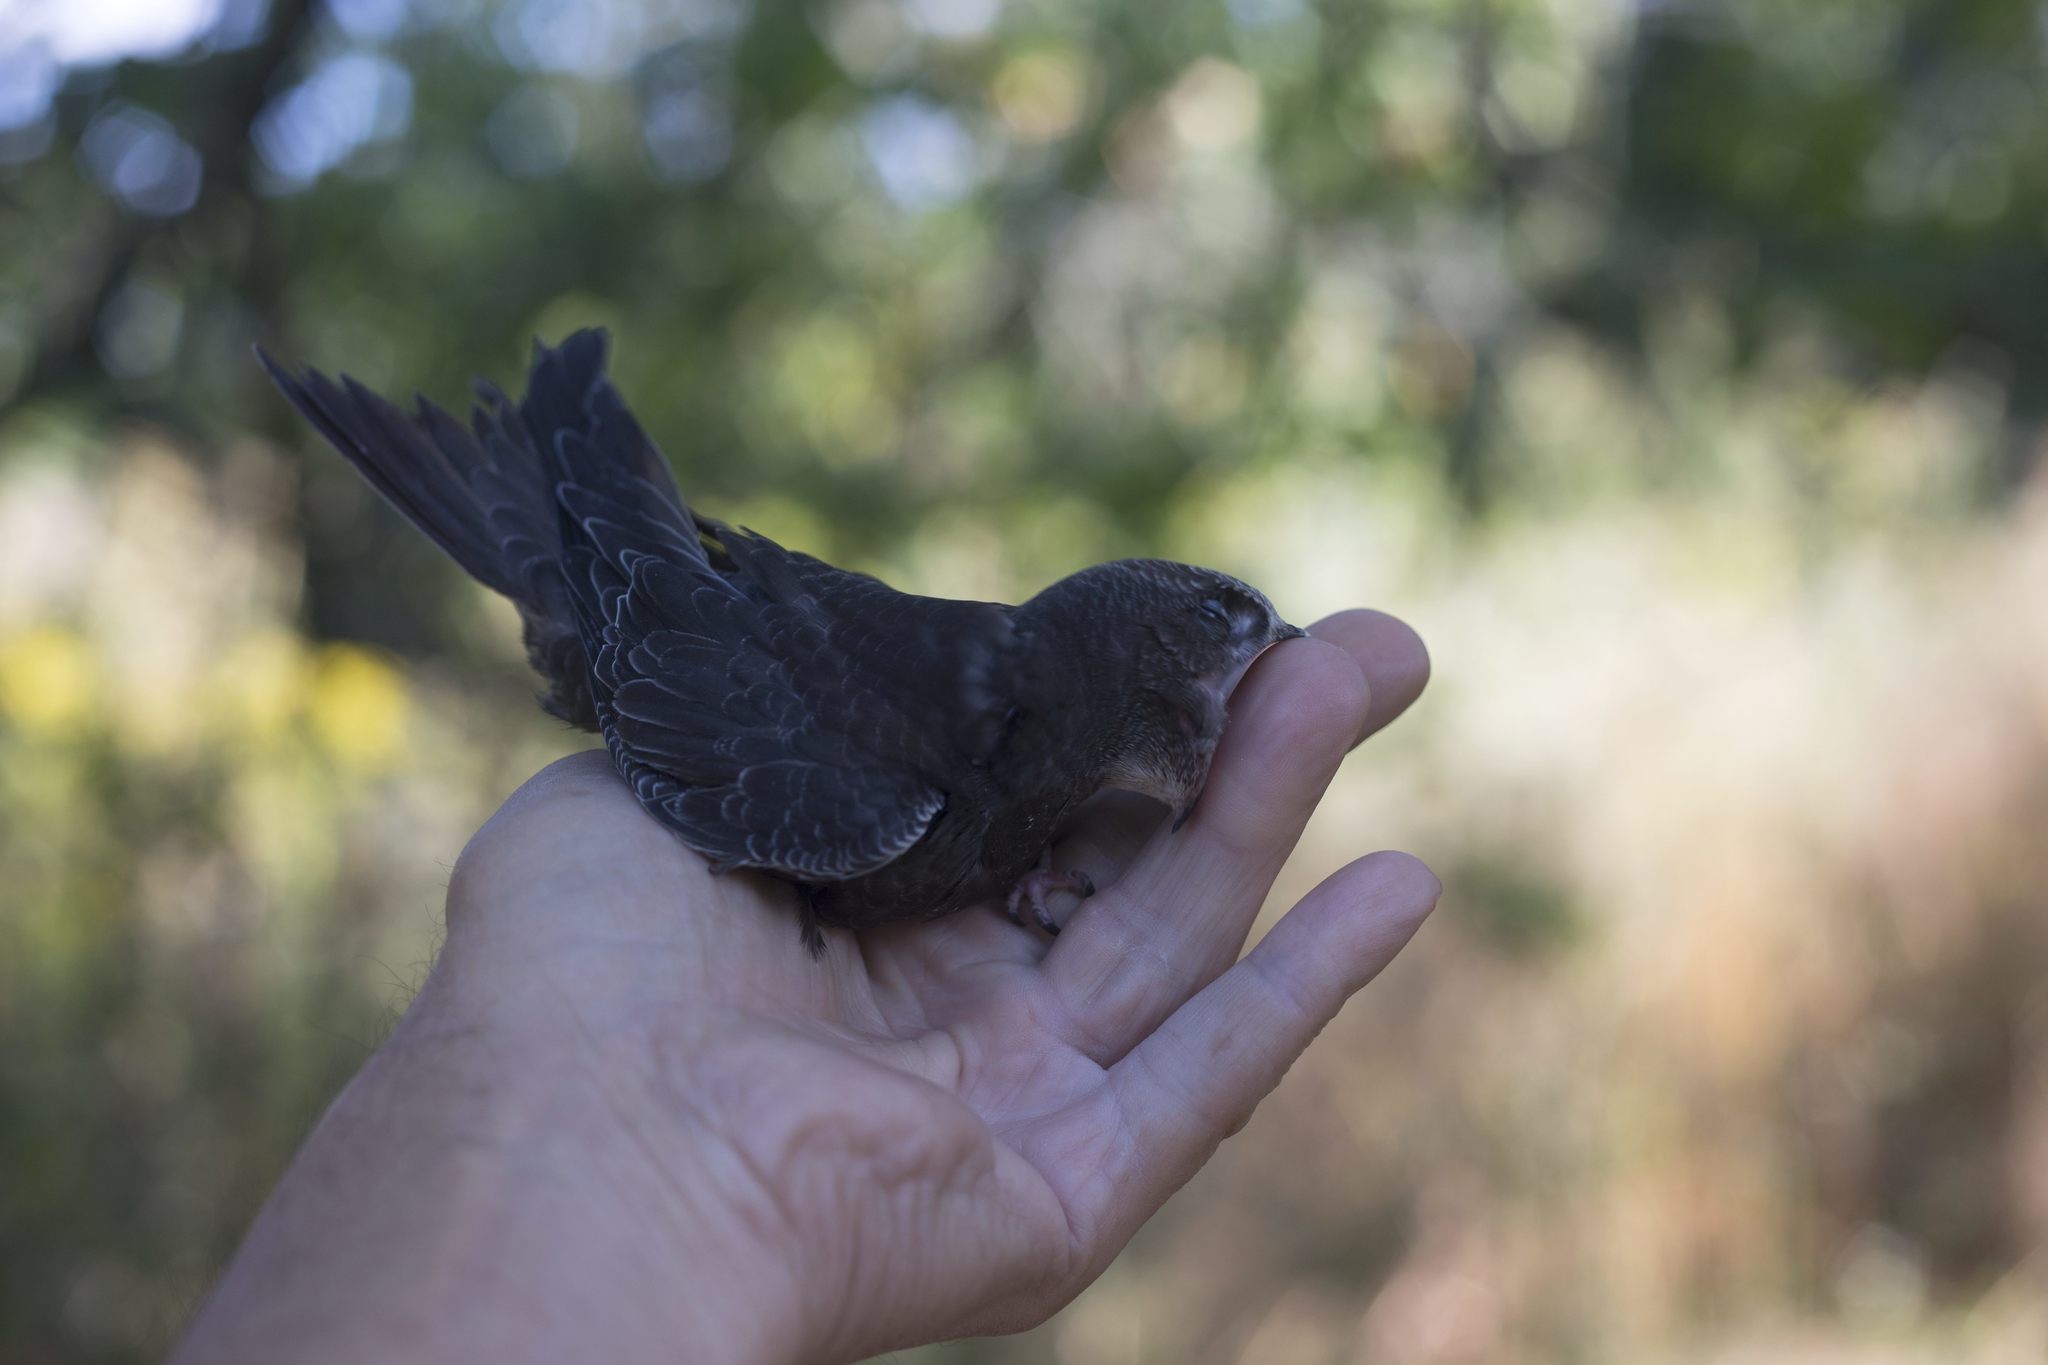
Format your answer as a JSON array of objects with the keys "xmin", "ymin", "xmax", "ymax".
[
  {"xmin": 555, "ymin": 439, "xmax": 1009, "ymax": 885},
  {"xmin": 268, "ymin": 327, "xmax": 1004, "ymax": 885}
]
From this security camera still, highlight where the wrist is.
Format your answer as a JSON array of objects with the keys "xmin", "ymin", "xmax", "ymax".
[
  {"xmin": 180, "ymin": 968, "xmax": 827, "ymax": 1365},
  {"xmin": 389, "ymin": 978, "xmax": 824, "ymax": 1365}
]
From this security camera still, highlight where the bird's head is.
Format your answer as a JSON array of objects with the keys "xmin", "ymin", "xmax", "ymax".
[{"xmin": 1026, "ymin": 559, "xmax": 1305, "ymax": 829}]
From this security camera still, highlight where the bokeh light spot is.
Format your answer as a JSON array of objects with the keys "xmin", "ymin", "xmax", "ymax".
[
  {"xmin": 253, "ymin": 51, "xmax": 414, "ymax": 190},
  {"xmin": 860, "ymin": 94, "xmax": 977, "ymax": 210},
  {"xmin": 643, "ymin": 87, "xmax": 732, "ymax": 183},
  {"xmin": 901, "ymin": 0, "xmax": 1000, "ymax": 42},
  {"xmin": 77, "ymin": 104, "xmax": 204, "ymax": 216},
  {"xmin": 307, "ymin": 644, "xmax": 410, "ymax": 771},
  {"xmin": 0, "ymin": 625, "xmax": 98, "ymax": 735}
]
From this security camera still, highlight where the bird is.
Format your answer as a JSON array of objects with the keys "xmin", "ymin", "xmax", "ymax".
[{"xmin": 257, "ymin": 329, "xmax": 1305, "ymax": 953}]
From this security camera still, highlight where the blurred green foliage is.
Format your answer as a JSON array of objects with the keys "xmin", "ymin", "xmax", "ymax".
[{"xmin": 4, "ymin": 0, "xmax": 2048, "ymax": 1360}]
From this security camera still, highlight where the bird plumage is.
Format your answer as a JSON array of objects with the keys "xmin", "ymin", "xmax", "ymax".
[{"xmin": 260, "ymin": 330, "xmax": 1300, "ymax": 950}]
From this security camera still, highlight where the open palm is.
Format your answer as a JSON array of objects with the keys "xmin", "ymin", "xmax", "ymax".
[{"xmin": 441, "ymin": 609, "xmax": 1439, "ymax": 1362}]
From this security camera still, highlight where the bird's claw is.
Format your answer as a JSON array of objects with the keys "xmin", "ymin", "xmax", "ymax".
[{"xmin": 1005, "ymin": 868, "xmax": 1095, "ymax": 937}]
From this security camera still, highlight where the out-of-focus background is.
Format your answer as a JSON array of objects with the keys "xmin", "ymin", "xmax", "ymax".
[{"xmin": 3, "ymin": 0, "xmax": 2047, "ymax": 1359}]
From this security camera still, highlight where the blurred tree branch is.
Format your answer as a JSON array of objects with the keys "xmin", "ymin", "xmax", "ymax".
[{"xmin": 18, "ymin": 0, "xmax": 318, "ymax": 411}]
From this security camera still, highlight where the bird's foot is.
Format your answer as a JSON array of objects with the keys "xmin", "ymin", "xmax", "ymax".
[
  {"xmin": 1004, "ymin": 868, "xmax": 1095, "ymax": 937},
  {"xmin": 796, "ymin": 884, "xmax": 828, "ymax": 959}
]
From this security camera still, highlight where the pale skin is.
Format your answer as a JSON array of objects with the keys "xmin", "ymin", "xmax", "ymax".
[{"xmin": 172, "ymin": 609, "xmax": 1440, "ymax": 1364}]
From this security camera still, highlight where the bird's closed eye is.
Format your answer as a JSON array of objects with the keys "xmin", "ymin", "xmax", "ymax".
[{"xmin": 1199, "ymin": 597, "xmax": 1229, "ymax": 626}]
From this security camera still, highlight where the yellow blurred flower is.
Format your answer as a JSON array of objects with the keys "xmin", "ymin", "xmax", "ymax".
[
  {"xmin": 0, "ymin": 624, "xmax": 99, "ymax": 736},
  {"xmin": 774, "ymin": 311, "xmax": 900, "ymax": 465},
  {"xmin": 991, "ymin": 49, "xmax": 1092, "ymax": 143},
  {"xmin": 306, "ymin": 644, "xmax": 411, "ymax": 772},
  {"xmin": 213, "ymin": 631, "xmax": 312, "ymax": 745},
  {"xmin": 229, "ymin": 758, "xmax": 340, "ymax": 903}
]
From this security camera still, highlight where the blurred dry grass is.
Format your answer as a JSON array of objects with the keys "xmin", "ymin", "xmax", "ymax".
[{"xmin": 965, "ymin": 391, "xmax": 2048, "ymax": 1365}]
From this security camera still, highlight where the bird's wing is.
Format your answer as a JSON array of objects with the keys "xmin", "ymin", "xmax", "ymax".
[
  {"xmin": 693, "ymin": 521, "xmax": 1026, "ymax": 765},
  {"xmin": 557, "ymin": 449, "xmax": 1016, "ymax": 882}
]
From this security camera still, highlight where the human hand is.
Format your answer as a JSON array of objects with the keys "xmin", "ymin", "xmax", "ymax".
[
  {"xmin": 446, "ymin": 607, "xmax": 1436, "ymax": 1357},
  {"xmin": 175, "ymin": 609, "xmax": 1438, "ymax": 1365}
]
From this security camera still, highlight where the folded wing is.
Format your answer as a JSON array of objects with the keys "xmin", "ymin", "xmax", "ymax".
[
  {"xmin": 265, "ymin": 328, "xmax": 1015, "ymax": 883},
  {"xmin": 528, "ymin": 339, "xmax": 1015, "ymax": 881}
]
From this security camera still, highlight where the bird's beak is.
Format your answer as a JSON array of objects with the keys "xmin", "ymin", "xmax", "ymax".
[
  {"xmin": 1198, "ymin": 621, "xmax": 1307, "ymax": 712},
  {"xmin": 1171, "ymin": 623, "xmax": 1304, "ymax": 833}
]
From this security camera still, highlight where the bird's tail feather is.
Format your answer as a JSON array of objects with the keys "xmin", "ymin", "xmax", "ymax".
[{"xmin": 258, "ymin": 327, "xmax": 694, "ymax": 728}]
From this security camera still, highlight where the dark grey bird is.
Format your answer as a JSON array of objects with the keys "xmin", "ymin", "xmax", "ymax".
[{"xmin": 258, "ymin": 330, "xmax": 1304, "ymax": 951}]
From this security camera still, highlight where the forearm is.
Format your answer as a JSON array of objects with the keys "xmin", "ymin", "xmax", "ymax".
[{"xmin": 171, "ymin": 973, "xmax": 814, "ymax": 1365}]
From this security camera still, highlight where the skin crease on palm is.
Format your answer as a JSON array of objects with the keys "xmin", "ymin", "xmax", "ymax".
[{"xmin": 173, "ymin": 608, "xmax": 1441, "ymax": 1365}]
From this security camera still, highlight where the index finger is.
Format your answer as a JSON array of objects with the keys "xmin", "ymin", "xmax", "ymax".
[{"xmin": 1036, "ymin": 637, "xmax": 1364, "ymax": 1062}]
